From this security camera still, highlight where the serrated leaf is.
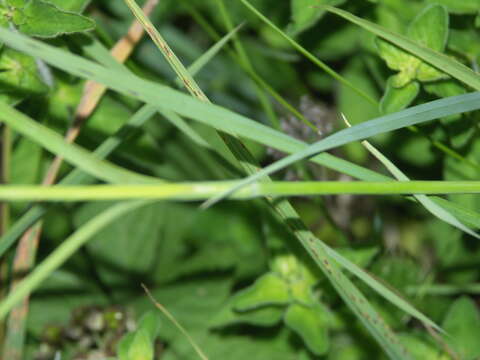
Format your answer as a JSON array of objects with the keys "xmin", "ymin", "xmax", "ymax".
[
  {"xmin": 284, "ymin": 303, "xmax": 329, "ymax": 355},
  {"xmin": 233, "ymin": 273, "xmax": 291, "ymax": 311},
  {"xmin": 442, "ymin": 297, "xmax": 480, "ymax": 360},
  {"xmin": 380, "ymin": 77, "xmax": 419, "ymax": 113},
  {"xmin": 0, "ymin": 47, "xmax": 48, "ymax": 95},
  {"xmin": 9, "ymin": 0, "xmax": 95, "ymax": 37},
  {"xmin": 288, "ymin": 0, "xmax": 345, "ymax": 35}
]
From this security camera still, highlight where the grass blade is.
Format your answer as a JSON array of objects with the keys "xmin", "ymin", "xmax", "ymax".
[
  {"xmin": 341, "ymin": 115, "xmax": 479, "ymax": 239},
  {"xmin": 0, "ymin": 181, "xmax": 477, "ymax": 201},
  {"xmin": 203, "ymin": 92, "xmax": 480, "ymax": 207},
  {"xmin": 0, "ymin": 102, "xmax": 162, "ymax": 185},
  {"xmin": 0, "ymin": 26, "xmax": 388, "ymax": 182}
]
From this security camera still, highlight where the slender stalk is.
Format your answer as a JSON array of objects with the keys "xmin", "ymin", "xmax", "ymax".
[{"xmin": 0, "ymin": 181, "xmax": 476, "ymax": 201}]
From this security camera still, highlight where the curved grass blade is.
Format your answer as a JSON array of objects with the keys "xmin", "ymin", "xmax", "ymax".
[
  {"xmin": 202, "ymin": 91, "xmax": 480, "ymax": 207},
  {"xmin": 431, "ymin": 197, "xmax": 480, "ymax": 230},
  {"xmin": 323, "ymin": 5, "xmax": 480, "ymax": 90},
  {"xmin": 0, "ymin": 200, "xmax": 152, "ymax": 320},
  {"xmin": 341, "ymin": 115, "xmax": 479, "ymax": 239},
  {"xmin": 0, "ymin": 102, "xmax": 162, "ymax": 185}
]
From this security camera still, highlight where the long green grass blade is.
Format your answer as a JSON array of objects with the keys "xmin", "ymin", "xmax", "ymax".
[
  {"xmin": 203, "ymin": 92, "xmax": 480, "ymax": 207},
  {"xmin": 0, "ymin": 181, "xmax": 478, "ymax": 201},
  {"xmin": 0, "ymin": 200, "xmax": 152, "ymax": 320},
  {"xmin": 0, "ymin": 102, "xmax": 161, "ymax": 185},
  {"xmin": 323, "ymin": 5, "xmax": 480, "ymax": 90}
]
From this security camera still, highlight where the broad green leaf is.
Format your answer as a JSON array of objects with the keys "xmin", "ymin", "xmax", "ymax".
[
  {"xmin": 288, "ymin": 0, "xmax": 345, "ymax": 35},
  {"xmin": 162, "ymin": 327, "xmax": 304, "ymax": 360},
  {"xmin": 380, "ymin": 78, "xmax": 419, "ymax": 113},
  {"xmin": 2, "ymin": 0, "xmax": 95, "ymax": 37},
  {"xmin": 416, "ymin": 61, "xmax": 447, "ymax": 83},
  {"xmin": 448, "ymin": 29, "xmax": 480, "ymax": 64},
  {"xmin": 118, "ymin": 332, "xmax": 136, "ymax": 360},
  {"xmin": 132, "ymin": 278, "xmax": 232, "ymax": 343},
  {"xmin": 233, "ymin": 273, "xmax": 291, "ymax": 311},
  {"xmin": 442, "ymin": 297, "xmax": 480, "ymax": 360},
  {"xmin": 425, "ymin": 0, "xmax": 480, "ymax": 14},
  {"xmin": 10, "ymin": 137, "xmax": 43, "ymax": 185},
  {"xmin": 424, "ymin": 79, "xmax": 466, "ymax": 99},
  {"xmin": 399, "ymin": 334, "xmax": 449, "ymax": 360},
  {"xmin": 338, "ymin": 58, "xmax": 379, "ymax": 163},
  {"xmin": 376, "ymin": 39, "xmax": 418, "ymax": 87},
  {"xmin": 324, "ymin": 5, "xmax": 480, "ymax": 90},
  {"xmin": 408, "ymin": 5, "xmax": 448, "ymax": 51},
  {"xmin": 45, "ymin": 0, "xmax": 91, "ymax": 13},
  {"xmin": 127, "ymin": 328, "xmax": 154, "ymax": 360},
  {"xmin": 284, "ymin": 303, "xmax": 329, "ymax": 355},
  {"xmin": 212, "ymin": 302, "xmax": 284, "ymax": 328},
  {"xmin": 377, "ymin": 4, "xmax": 449, "ymax": 87},
  {"xmin": 0, "ymin": 47, "xmax": 48, "ymax": 95}
]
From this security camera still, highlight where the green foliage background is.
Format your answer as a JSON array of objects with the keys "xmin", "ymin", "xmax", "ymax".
[{"xmin": 0, "ymin": 0, "xmax": 480, "ymax": 359}]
